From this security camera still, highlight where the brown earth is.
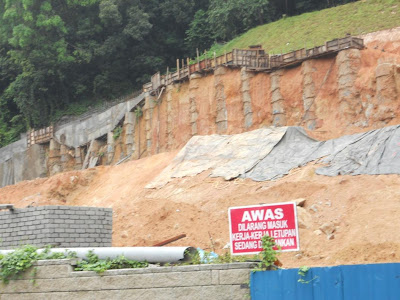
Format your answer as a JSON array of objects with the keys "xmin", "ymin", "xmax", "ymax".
[
  {"xmin": 1, "ymin": 150, "xmax": 399, "ymax": 269},
  {"xmin": 1, "ymin": 28, "xmax": 400, "ymax": 269}
]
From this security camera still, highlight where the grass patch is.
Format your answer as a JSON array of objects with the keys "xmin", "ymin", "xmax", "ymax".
[{"xmin": 206, "ymin": 0, "xmax": 400, "ymax": 56}]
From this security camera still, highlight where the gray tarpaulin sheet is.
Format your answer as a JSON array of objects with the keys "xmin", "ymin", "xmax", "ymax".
[
  {"xmin": 54, "ymin": 93, "xmax": 145, "ymax": 148},
  {"xmin": 147, "ymin": 125, "xmax": 400, "ymax": 188}
]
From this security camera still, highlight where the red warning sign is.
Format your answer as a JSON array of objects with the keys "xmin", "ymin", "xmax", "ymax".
[{"xmin": 229, "ymin": 202, "xmax": 299, "ymax": 255}]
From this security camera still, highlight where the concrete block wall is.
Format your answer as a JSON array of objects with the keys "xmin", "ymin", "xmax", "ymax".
[
  {"xmin": 0, "ymin": 259, "xmax": 255, "ymax": 300},
  {"xmin": 0, "ymin": 206, "xmax": 112, "ymax": 249}
]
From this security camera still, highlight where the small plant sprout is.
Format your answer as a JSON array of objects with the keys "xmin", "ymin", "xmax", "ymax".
[
  {"xmin": 255, "ymin": 235, "xmax": 281, "ymax": 271},
  {"xmin": 113, "ymin": 126, "xmax": 123, "ymax": 140},
  {"xmin": 134, "ymin": 107, "xmax": 143, "ymax": 120},
  {"xmin": 298, "ymin": 266, "xmax": 318, "ymax": 284}
]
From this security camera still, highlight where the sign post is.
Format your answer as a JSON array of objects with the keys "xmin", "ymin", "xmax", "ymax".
[{"xmin": 229, "ymin": 202, "xmax": 299, "ymax": 255}]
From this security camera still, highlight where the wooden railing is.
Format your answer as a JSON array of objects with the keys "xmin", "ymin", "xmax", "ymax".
[
  {"xmin": 143, "ymin": 36, "xmax": 364, "ymax": 95},
  {"xmin": 27, "ymin": 126, "xmax": 53, "ymax": 147}
]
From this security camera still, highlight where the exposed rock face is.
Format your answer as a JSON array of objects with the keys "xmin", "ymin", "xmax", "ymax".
[
  {"xmin": 134, "ymin": 41, "xmax": 400, "ymax": 158},
  {"xmin": 124, "ymin": 112, "xmax": 136, "ymax": 156},
  {"xmin": 214, "ymin": 67, "xmax": 228, "ymax": 134},
  {"xmin": 249, "ymin": 73, "xmax": 272, "ymax": 128},
  {"xmin": 337, "ymin": 49, "xmax": 362, "ymax": 122},
  {"xmin": 107, "ymin": 132, "xmax": 114, "ymax": 164},
  {"xmin": 270, "ymin": 70, "xmax": 287, "ymax": 126},
  {"xmin": 48, "ymin": 139, "xmax": 61, "ymax": 176},
  {"xmin": 144, "ymin": 94, "xmax": 156, "ymax": 150},
  {"xmin": 301, "ymin": 60, "xmax": 318, "ymax": 130},
  {"xmin": 74, "ymin": 147, "xmax": 82, "ymax": 170},
  {"xmin": 241, "ymin": 68, "xmax": 254, "ymax": 129},
  {"xmin": 166, "ymin": 85, "xmax": 174, "ymax": 150},
  {"xmin": 374, "ymin": 60, "xmax": 399, "ymax": 124},
  {"xmin": 189, "ymin": 73, "xmax": 202, "ymax": 136}
]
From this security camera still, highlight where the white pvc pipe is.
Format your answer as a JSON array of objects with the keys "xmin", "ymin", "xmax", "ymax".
[{"xmin": 0, "ymin": 247, "xmax": 197, "ymax": 264}]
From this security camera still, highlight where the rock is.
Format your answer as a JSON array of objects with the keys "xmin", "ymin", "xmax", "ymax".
[
  {"xmin": 294, "ymin": 198, "xmax": 306, "ymax": 207},
  {"xmin": 295, "ymin": 253, "xmax": 303, "ymax": 259},
  {"xmin": 296, "ymin": 207, "xmax": 313, "ymax": 229},
  {"xmin": 223, "ymin": 243, "xmax": 230, "ymax": 249},
  {"xmin": 327, "ymin": 234, "xmax": 335, "ymax": 240},
  {"xmin": 310, "ymin": 255, "xmax": 323, "ymax": 260},
  {"xmin": 70, "ymin": 176, "xmax": 78, "ymax": 184},
  {"xmin": 313, "ymin": 229, "xmax": 323, "ymax": 236},
  {"xmin": 309, "ymin": 204, "xmax": 318, "ymax": 213},
  {"xmin": 319, "ymin": 222, "xmax": 336, "ymax": 235}
]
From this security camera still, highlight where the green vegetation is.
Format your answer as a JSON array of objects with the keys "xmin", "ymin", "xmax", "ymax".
[
  {"xmin": 0, "ymin": 0, "xmax": 209, "ymax": 145},
  {"xmin": 0, "ymin": 245, "xmax": 148, "ymax": 283},
  {"xmin": 298, "ymin": 265, "xmax": 318, "ymax": 284},
  {"xmin": 134, "ymin": 106, "xmax": 143, "ymax": 121},
  {"xmin": 255, "ymin": 235, "xmax": 281, "ymax": 271},
  {"xmin": 1, "ymin": 238, "xmax": 282, "ymax": 284},
  {"xmin": 186, "ymin": 235, "xmax": 281, "ymax": 270},
  {"xmin": 74, "ymin": 251, "xmax": 148, "ymax": 273},
  {"xmin": 113, "ymin": 126, "xmax": 123, "ymax": 140},
  {"xmin": 0, "ymin": 245, "xmax": 76, "ymax": 284},
  {"xmin": 208, "ymin": 0, "xmax": 400, "ymax": 56}
]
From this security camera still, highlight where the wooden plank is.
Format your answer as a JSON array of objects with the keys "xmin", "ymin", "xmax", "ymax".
[
  {"xmin": 196, "ymin": 48, "xmax": 200, "ymax": 71},
  {"xmin": 151, "ymin": 72, "xmax": 161, "ymax": 91},
  {"xmin": 153, "ymin": 234, "xmax": 187, "ymax": 247},
  {"xmin": 88, "ymin": 156, "xmax": 99, "ymax": 168},
  {"xmin": 82, "ymin": 140, "xmax": 94, "ymax": 170},
  {"xmin": 176, "ymin": 59, "xmax": 180, "ymax": 79}
]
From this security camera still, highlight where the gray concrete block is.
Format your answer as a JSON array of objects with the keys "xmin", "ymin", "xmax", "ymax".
[{"xmin": 219, "ymin": 269, "xmax": 251, "ymax": 285}]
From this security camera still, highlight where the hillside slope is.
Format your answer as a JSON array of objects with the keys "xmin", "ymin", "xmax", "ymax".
[
  {"xmin": 209, "ymin": 0, "xmax": 400, "ymax": 55},
  {"xmin": 0, "ymin": 148, "xmax": 399, "ymax": 268}
]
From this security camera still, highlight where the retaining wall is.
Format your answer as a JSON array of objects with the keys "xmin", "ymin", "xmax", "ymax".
[
  {"xmin": 0, "ymin": 138, "xmax": 47, "ymax": 188},
  {"xmin": 0, "ymin": 93, "xmax": 145, "ymax": 188},
  {"xmin": 0, "ymin": 206, "xmax": 112, "ymax": 249},
  {"xmin": 54, "ymin": 93, "xmax": 145, "ymax": 148},
  {"xmin": 0, "ymin": 260, "xmax": 254, "ymax": 300}
]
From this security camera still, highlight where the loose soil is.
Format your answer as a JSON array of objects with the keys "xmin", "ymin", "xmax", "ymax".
[{"xmin": 1, "ymin": 150, "xmax": 399, "ymax": 269}]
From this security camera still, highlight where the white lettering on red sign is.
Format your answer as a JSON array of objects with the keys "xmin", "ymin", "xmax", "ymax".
[{"xmin": 229, "ymin": 202, "xmax": 299, "ymax": 255}]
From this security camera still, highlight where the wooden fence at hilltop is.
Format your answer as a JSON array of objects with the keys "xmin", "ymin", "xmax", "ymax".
[{"xmin": 143, "ymin": 36, "xmax": 364, "ymax": 95}]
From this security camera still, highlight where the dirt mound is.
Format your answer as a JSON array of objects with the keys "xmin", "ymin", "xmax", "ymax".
[{"xmin": 1, "ymin": 150, "xmax": 399, "ymax": 269}]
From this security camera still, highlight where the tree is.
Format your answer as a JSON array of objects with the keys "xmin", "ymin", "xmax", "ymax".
[
  {"xmin": 207, "ymin": 0, "xmax": 277, "ymax": 42},
  {"xmin": 185, "ymin": 9, "xmax": 213, "ymax": 52}
]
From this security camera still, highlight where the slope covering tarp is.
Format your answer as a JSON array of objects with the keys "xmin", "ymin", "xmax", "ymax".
[
  {"xmin": 147, "ymin": 125, "xmax": 400, "ymax": 188},
  {"xmin": 54, "ymin": 93, "xmax": 145, "ymax": 148}
]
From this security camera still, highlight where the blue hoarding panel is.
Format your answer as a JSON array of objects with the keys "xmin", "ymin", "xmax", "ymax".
[{"xmin": 251, "ymin": 263, "xmax": 400, "ymax": 300}]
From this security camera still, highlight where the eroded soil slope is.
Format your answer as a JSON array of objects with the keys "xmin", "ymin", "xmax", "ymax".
[{"xmin": 1, "ymin": 151, "xmax": 399, "ymax": 269}]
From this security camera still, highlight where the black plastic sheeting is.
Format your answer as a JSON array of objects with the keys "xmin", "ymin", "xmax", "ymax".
[{"xmin": 147, "ymin": 125, "xmax": 400, "ymax": 187}]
